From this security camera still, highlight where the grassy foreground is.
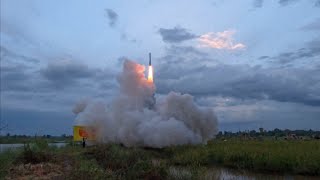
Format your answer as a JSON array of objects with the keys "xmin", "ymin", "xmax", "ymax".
[
  {"xmin": 1, "ymin": 139, "xmax": 319, "ymax": 179},
  {"xmin": 169, "ymin": 140, "xmax": 320, "ymax": 175}
]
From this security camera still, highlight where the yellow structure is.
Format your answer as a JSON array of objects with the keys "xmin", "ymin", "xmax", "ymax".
[{"xmin": 73, "ymin": 126, "xmax": 96, "ymax": 141}]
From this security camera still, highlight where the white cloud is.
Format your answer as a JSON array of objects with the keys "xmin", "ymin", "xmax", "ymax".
[{"xmin": 198, "ymin": 30, "xmax": 245, "ymax": 50}]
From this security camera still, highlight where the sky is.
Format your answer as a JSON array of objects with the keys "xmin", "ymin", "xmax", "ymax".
[{"xmin": 1, "ymin": 0, "xmax": 320, "ymax": 135}]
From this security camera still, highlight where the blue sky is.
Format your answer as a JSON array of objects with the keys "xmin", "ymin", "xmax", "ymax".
[{"xmin": 1, "ymin": 0, "xmax": 320, "ymax": 135}]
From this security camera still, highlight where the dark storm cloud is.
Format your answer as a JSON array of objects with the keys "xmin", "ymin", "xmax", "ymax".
[
  {"xmin": 40, "ymin": 60, "xmax": 96, "ymax": 88},
  {"xmin": 1, "ymin": 44, "xmax": 117, "ymax": 96},
  {"xmin": 158, "ymin": 26, "xmax": 197, "ymax": 43},
  {"xmin": 259, "ymin": 39, "xmax": 320, "ymax": 64},
  {"xmin": 0, "ymin": 46, "xmax": 40, "ymax": 92},
  {"xmin": 1, "ymin": 49, "xmax": 117, "ymax": 116},
  {"xmin": 105, "ymin": 9, "xmax": 118, "ymax": 27},
  {"xmin": 1, "ymin": 65, "xmax": 32, "ymax": 92},
  {"xmin": 156, "ymin": 52, "xmax": 320, "ymax": 106},
  {"xmin": 1, "ymin": 46, "xmax": 40, "ymax": 64}
]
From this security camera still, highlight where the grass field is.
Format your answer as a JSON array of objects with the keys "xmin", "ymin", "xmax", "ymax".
[
  {"xmin": 0, "ymin": 136, "xmax": 72, "ymax": 144},
  {"xmin": 1, "ymin": 139, "xmax": 319, "ymax": 179},
  {"xmin": 168, "ymin": 140, "xmax": 320, "ymax": 175}
]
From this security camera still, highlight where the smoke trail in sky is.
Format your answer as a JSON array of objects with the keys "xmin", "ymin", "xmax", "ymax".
[{"xmin": 73, "ymin": 59, "xmax": 218, "ymax": 148}]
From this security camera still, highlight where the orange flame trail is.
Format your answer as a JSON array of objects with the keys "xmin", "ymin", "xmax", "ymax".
[{"xmin": 148, "ymin": 65, "xmax": 153, "ymax": 82}]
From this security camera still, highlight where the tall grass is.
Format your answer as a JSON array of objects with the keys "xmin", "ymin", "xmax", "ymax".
[
  {"xmin": 84, "ymin": 144, "xmax": 167, "ymax": 179},
  {"xmin": 166, "ymin": 140, "xmax": 320, "ymax": 175},
  {"xmin": 2, "ymin": 139, "xmax": 319, "ymax": 179},
  {"xmin": 0, "ymin": 150, "xmax": 21, "ymax": 178}
]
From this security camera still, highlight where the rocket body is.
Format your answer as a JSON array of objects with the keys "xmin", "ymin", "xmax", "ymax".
[{"xmin": 149, "ymin": 53, "xmax": 151, "ymax": 66}]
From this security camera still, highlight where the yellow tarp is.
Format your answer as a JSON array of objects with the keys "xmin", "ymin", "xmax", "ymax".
[{"xmin": 73, "ymin": 126, "xmax": 96, "ymax": 141}]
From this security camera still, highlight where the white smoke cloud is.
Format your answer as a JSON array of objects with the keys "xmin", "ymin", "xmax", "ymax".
[
  {"xmin": 73, "ymin": 60, "xmax": 218, "ymax": 148},
  {"xmin": 198, "ymin": 30, "xmax": 245, "ymax": 50}
]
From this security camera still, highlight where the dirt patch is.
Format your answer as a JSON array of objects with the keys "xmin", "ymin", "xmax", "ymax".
[{"xmin": 6, "ymin": 163, "xmax": 64, "ymax": 180}]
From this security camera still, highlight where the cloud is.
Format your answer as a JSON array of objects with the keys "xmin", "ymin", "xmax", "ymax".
[
  {"xmin": 158, "ymin": 26, "xmax": 197, "ymax": 43},
  {"xmin": 1, "ymin": 44, "xmax": 117, "ymax": 115},
  {"xmin": 166, "ymin": 45, "xmax": 208, "ymax": 57},
  {"xmin": 278, "ymin": 0, "xmax": 299, "ymax": 6},
  {"xmin": 198, "ymin": 30, "xmax": 245, "ymax": 50},
  {"xmin": 1, "ymin": 65, "xmax": 32, "ymax": 92},
  {"xmin": 301, "ymin": 18, "xmax": 320, "ymax": 31},
  {"xmin": 156, "ymin": 53, "xmax": 320, "ymax": 106},
  {"xmin": 155, "ymin": 46, "xmax": 320, "ymax": 129},
  {"xmin": 258, "ymin": 55, "xmax": 270, "ymax": 60},
  {"xmin": 40, "ymin": 59, "xmax": 95, "ymax": 88},
  {"xmin": 252, "ymin": 0, "xmax": 320, "ymax": 8},
  {"xmin": 278, "ymin": 0, "xmax": 320, "ymax": 7},
  {"xmin": 253, "ymin": 0, "xmax": 264, "ymax": 8},
  {"xmin": 1, "ymin": 46, "xmax": 40, "ymax": 64},
  {"xmin": 0, "ymin": 45, "xmax": 41, "ymax": 92},
  {"xmin": 105, "ymin": 9, "xmax": 118, "ymax": 27},
  {"xmin": 121, "ymin": 33, "xmax": 137, "ymax": 43},
  {"xmin": 197, "ymin": 96, "xmax": 320, "ymax": 130},
  {"xmin": 260, "ymin": 39, "xmax": 320, "ymax": 64}
]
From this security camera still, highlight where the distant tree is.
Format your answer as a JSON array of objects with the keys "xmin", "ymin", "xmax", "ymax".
[
  {"xmin": 266, "ymin": 130, "xmax": 274, "ymax": 136},
  {"xmin": 6, "ymin": 133, "xmax": 10, "ymax": 137},
  {"xmin": 249, "ymin": 130, "xmax": 257, "ymax": 137},
  {"xmin": 217, "ymin": 131, "xmax": 223, "ymax": 138},
  {"xmin": 259, "ymin": 128, "xmax": 264, "ymax": 134}
]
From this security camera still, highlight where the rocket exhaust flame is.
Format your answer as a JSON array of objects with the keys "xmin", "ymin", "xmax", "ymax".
[{"xmin": 148, "ymin": 65, "xmax": 153, "ymax": 82}]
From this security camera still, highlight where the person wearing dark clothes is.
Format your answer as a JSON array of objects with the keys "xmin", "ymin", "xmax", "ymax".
[{"xmin": 82, "ymin": 137, "xmax": 86, "ymax": 148}]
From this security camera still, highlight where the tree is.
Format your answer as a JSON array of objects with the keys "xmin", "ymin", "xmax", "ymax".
[{"xmin": 259, "ymin": 128, "xmax": 264, "ymax": 134}]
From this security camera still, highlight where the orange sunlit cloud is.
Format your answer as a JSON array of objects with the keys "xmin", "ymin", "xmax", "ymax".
[{"xmin": 198, "ymin": 30, "xmax": 245, "ymax": 50}]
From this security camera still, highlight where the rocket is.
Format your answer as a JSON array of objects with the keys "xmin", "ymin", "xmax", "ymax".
[{"xmin": 147, "ymin": 52, "xmax": 153, "ymax": 82}]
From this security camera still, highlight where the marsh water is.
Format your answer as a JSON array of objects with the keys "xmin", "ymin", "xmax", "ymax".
[{"xmin": 0, "ymin": 142, "xmax": 67, "ymax": 152}]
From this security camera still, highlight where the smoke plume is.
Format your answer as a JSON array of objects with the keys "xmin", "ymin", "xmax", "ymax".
[{"xmin": 73, "ymin": 60, "xmax": 218, "ymax": 148}]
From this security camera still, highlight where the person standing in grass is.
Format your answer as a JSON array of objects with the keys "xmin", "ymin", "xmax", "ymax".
[{"xmin": 82, "ymin": 137, "xmax": 86, "ymax": 148}]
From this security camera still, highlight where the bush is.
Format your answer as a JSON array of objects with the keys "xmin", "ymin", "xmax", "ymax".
[
  {"xmin": 16, "ymin": 140, "xmax": 53, "ymax": 164},
  {"xmin": 0, "ymin": 150, "xmax": 20, "ymax": 178},
  {"xmin": 84, "ymin": 144, "xmax": 167, "ymax": 179}
]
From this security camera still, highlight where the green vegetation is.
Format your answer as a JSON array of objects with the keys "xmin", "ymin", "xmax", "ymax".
[
  {"xmin": 0, "ymin": 150, "xmax": 21, "ymax": 178},
  {"xmin": 167, "ymin": 140, "xmax": 320, "ymax": 175},
  {"xmin": 0, "ymin": 134, "xmax": 72, "ymax": 144},
  {"xmin": 1, "ymin": 139, "xmax": 319, "ymax": 179},
  {"xmin": 217, "ymin": 128, "xmax": 320, "ymax": 140}
]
